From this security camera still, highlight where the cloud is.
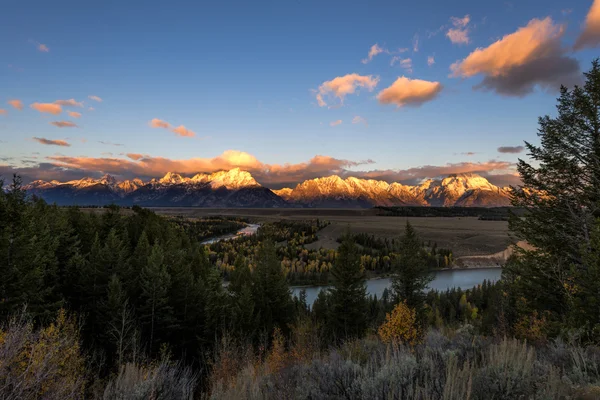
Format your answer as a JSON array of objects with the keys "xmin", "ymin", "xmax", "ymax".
[
  {"xmin": 31, "ymin": 102, "xmax": 62, "ymax": 115},
  {"xmin": 88, "ymin": 107, "xmax": 95, "ymax": 111},
  {"xmin": 126, "ymin": 153, "xmax": 145, "ymax": 161},
  {"xmin": 413, "ymin": 34, "xmax": 419, "ymax": 52},
  {"xmin": 350, "ymin": 160, "xmax": 515, "ymax": 185},
  {"xmin": 377, "ymin": 77, "xmax": 443, "ymax": 107},
  {"xmin": 50, "ymin": 121, "xmax": 78, "ymax": 128},
  {"xmin": 330, "ymin": 120, "xmax": 342, "ymax": 127},
  {"xmin": 149, "ymin": 118, "xmax": 196, "ymax": 137},
  {"xmin": 390, "ymin": 57, "xmax": 413, "ymax": 73},
  {"xmin": 3, "ymin": 148, "xmax": 520, "ymax": 190},
  {"xmin": 351, "ymin": 116, "xmax": 368, "ymax": 126},
  {"xmin": 575, "ymin": 0, "xmax": 600, "ymax": 50},
  {"xmin": 427, "ymin": 56, "xmax": 435, "ymax": 66},
  {"xmin": 99, "ymin": 141, "xmax": 124, "ymax": 146},
  {"xmin": 37, "ymin": 43, "xmax": 49, "ymax": 52},
  {"xmin": 32, "ymin": 137, "xmax": 70, "ymax": 147},
  {"xmin": 447, "ymin": 15, "xmax": 471, "ymax": 44},
  {"xmin": 362, "ymin": 44, "xmax": 385, "ymax": 64},
  {"xmin": 172, "ymin": 125, "xmax": 196, "ymax": 137},
  {"xmin": 497, "ymin": 145, "xmax": 525, "ymax": 153},
  {"xmin": 8, "ymin": 99, "xmax": 23, "ymax": 110},
  {"xmin": 0, "ymin": 109, "xmax": 6, "ymax": 116},
  {"xmin": 315, "ymin": 73, "xmax": 379, "ymax": 107},
  {"xmin": 68, "ymin": 111, "xmax": 82, "ymax": 118},
  {"xmin": 88, "ymin": 95, "xmax": 102, "ymax": 102},
  {"xmin": 450, "ymin": 17, "xmax": 580, "ymax": 96},
  {"xmin": 149, "ymin": 118, "xmax": 171, "ymax": 129},
  {"xmin": 55, "ymin": 99, "xmax": 83, "ymax": 107}
]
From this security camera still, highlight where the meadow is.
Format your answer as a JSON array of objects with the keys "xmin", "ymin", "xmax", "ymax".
[{"xmin": 150, "ymin": 208, "xmax": 511, "ymax": 258}]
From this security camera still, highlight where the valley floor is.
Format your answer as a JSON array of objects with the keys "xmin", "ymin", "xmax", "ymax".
[{"xmin": 150, "ymin": 208, "xmax": 511, "ymax": 257}]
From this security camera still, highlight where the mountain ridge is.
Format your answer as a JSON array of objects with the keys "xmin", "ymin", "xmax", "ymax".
[{"xmin": 23, "ymin": 170, "xmax": 513, "ymax": 207}]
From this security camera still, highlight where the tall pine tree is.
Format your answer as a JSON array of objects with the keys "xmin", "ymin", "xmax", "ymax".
[
  {"xmin": 328, "ymin": 235, "xmax": 368, "ymax": 342},
  {"xmin": 507, "ymin": 60, "xmax": 600, "ymax": 331},
  {"xmin": 391, "ymin": 222, "xmax": 433, "ymax": 323}
]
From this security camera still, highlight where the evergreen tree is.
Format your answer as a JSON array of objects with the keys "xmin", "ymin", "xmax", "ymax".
[
  {"xmin": 328, "ymin": 235, "xmax": 368, "ymax": 341},
  {"xmin": 251, "ymin": 240, "xmax": 293, "ymax": 338},
  {"xmin": 507, "ymin": 60, "xmax": 600, "ymax": 329},
  {"xmin": 391, "ymin": 222, "xmax": 433, "ymax": 323},
  {"xmin": 139, "ymin": 244, "xmax": 172, "ymax": 353},
  {"xmin": 228, "ymin": 256, "xmax": 256, "ymax": 338}
]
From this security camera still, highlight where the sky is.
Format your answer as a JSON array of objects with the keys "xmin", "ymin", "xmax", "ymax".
[{"xmin": 1, "ymin": 0, "xmax": 599, "ymax": 189}]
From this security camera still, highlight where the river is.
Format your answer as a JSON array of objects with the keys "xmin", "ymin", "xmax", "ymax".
[
  {"xmin": 203, "ymin": 224, "xmax": 502, "ymax": 306},
  {"xmin": 291, "ymin": 267, "xmax": 502, "ymax": 306},
  {"xmin": 201, "ymin": 223, "xmax": 261, "ymax": 244}
]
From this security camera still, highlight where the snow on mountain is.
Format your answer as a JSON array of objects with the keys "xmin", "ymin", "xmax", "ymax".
[
  {"xmin": 24, "ymin": 169, "xmax": 279, "ymax": 207},
  {"xmin": 23, "ymin": 170, "xmax": 512, "ymax": 207},
  {"xmin": 279, "ymin": 173, "xmax": 511, "ymax": 207}
]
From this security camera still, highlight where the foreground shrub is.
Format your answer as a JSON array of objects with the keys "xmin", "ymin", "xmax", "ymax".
[
  {"xmin": 102, "ymin": 361, "xmax": 197, "ymax": 400},
  {"xmin": 0, "ymin": 309, "xmax": 86, "ymax": 400},
  {"xmin": 210, "ymin": 329, "xmax": 600, "ymax": 400}
]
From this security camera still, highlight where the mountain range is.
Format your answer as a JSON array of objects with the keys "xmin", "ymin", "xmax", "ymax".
[{"xmin": 23, "ymin": 168, "xmax": 513, "ymax": 208}]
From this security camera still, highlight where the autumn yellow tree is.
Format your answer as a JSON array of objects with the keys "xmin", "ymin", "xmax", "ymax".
[{"xmin": 378, "ymin": 301, "xmax": 419, "ymax": 346}]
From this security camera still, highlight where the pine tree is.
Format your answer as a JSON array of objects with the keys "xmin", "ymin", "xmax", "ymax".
[
  {"xmin": 228, "ymin": 256, "xmax": 256, "ymax": 337},
  {"xmin": 391, "ymin": 222, "xmax": 433, "ymax": 323},
  {"xmin": 328, "ymin": 235, "xmax": 368, "ymax": 341},
  {"xmin": 251, "ymin": 240, "xmax": 293, "ymax": 338},
  {"xmin": 139, "ymin": 244, "xmax": 172, "ymax": 353},
  {"xmin": 507, "ymin": 60, "xmax": 600, "ymax": 327}
]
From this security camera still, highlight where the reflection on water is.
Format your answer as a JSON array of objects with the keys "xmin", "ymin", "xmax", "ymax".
[
  {"xmin": 201, "ymin": 223, "xmax": 260, "ymax": 245},
  {"xmin": 291, "ymin": 268, "xmax": 502, "ymax": 306}
]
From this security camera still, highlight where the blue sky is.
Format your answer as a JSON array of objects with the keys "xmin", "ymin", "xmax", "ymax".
[{"xmin": 0, "ymin": 0, "xmax": 599, "ymax": 188}]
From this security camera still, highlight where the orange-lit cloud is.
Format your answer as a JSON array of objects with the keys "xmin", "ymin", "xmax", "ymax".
[
  {"xmin": 126, "ymin": 153, "xmax": 145, "ymax": 161},
  {"xmin": 446, "ymin": 15, "xmax": 471, "ymax": 44},
  {"xmin": 8, "ymin": 99, "xmax": 23, "ymax": 110},
  {"xmin": 37, "ymin": 43, "xmax": 49, "ymax": 52},
  {"xmin": 377, "ymin": 77, "xmax": 442, "ymax": 107},
  {"xmin": 362, "ymin": 44, "xmax": 385, "ymax": 64},
  {"xmin": 50, "ymin": 121, "xmax": 78, "ymax": 128},
  {"xmin": 0, "ymin": 109, "xmax": 6, "ymax": 115},
  {"xmin": 68, "ymin": 111, "xmax": 82, "ymax": 118},
  {"xmin": 316, "ymin": 73, "xmax": 379, "ymax": 107},
  {"xmin": 33, "ymin": 137, "xmax": 70, "ymax": 147},
  {"xmin": 575, "ymin": 0, "xmax": 600, "ymax": 50},
  {"xmin": 31, "ymin": 102, "xmax": 62, "ymax": 115},
  {"xmin": 55, "ymin": 99, "xmax": 83, "ymax": 107},
  {"xmin": 330, "ymin": 120, "xmax": 342, "ymax": 127},
  {"xmin": 88, "ymin": 95, "xmax": 102, "ymax": 102},
  {"xmin": 352, "ymin": 116, "xmax": 367, "ymax": 126},
  {"xmin": 3, "ymin": 149, "xmax": 519, "ymax": 189},
  {"xmin": 150, "ymin": 118, "xmax": 196, "ymax": 137},
  {"xmin": 149, "ymin": 118, "xmax": 171, "ymax": 129},
  {"xmin": 172, "ymin": 125, "xmax": 196, "ymax": 137},
  {"xmin": 450, "ymin": 17, "xmax": 580, "ymax": 96}
]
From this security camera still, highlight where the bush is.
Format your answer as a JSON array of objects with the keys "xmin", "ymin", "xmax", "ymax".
[
  {"xmin": 102, "ymin": 361, "xmax": 197, "ymax": 400},
  {"xmin": 0, "ymin": 309, "xmax": 86, "ymax": 400}
]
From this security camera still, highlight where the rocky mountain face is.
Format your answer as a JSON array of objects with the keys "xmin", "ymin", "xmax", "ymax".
[
  {"xmin": 24, "ymin": 170, "xmax": 512, "ymax": 208},
  {"xmin": 274, "ymin": 173, "xmax": 512, "ymax": 207},
  {"xmin": 24, "ymin": 168, "xmax": 285, "ymax": 207}
]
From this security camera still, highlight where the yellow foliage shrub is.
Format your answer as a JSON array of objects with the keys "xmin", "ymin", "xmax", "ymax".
[{"xmin": 378, "ymin": 302, "xmax": 419, "ymax": 346}]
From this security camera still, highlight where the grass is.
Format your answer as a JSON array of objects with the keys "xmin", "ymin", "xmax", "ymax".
[
  {"xmin": 150, "ymin": 208, "xmax": 510, "ymax": 257},
  {"xmin": 208, "ymin": 328, "xmax": 600, "ymax": 400}
]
